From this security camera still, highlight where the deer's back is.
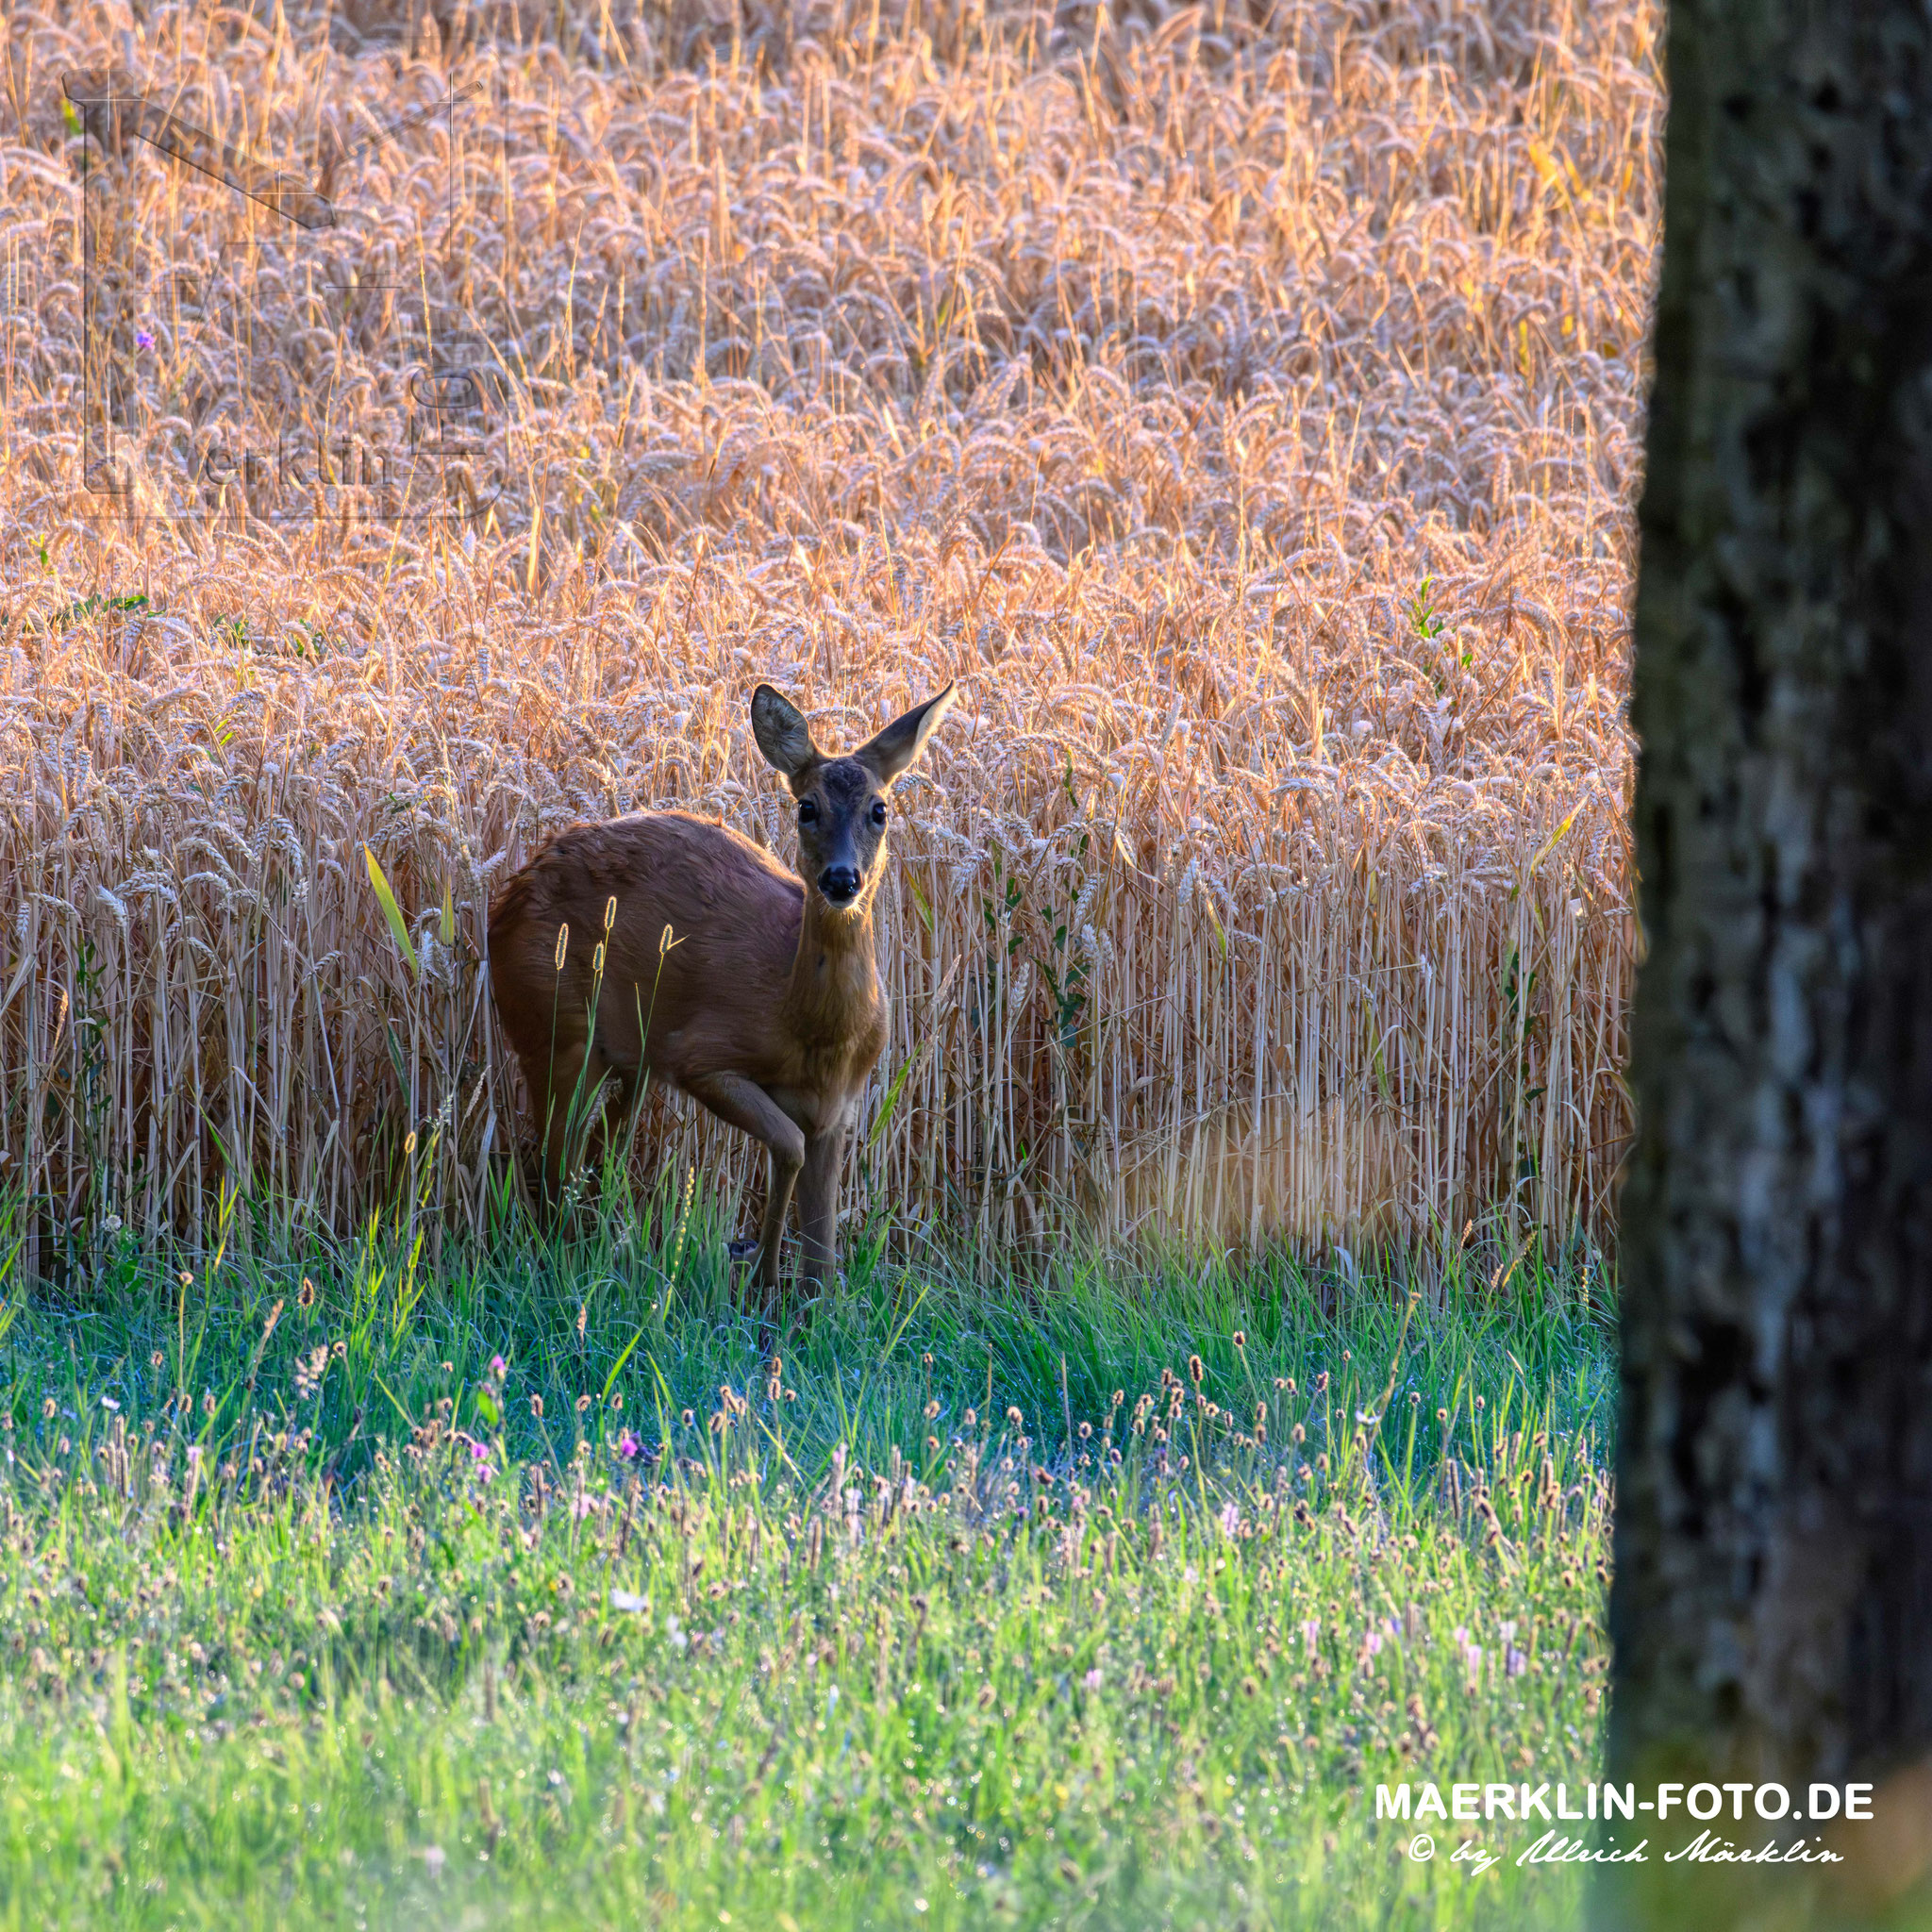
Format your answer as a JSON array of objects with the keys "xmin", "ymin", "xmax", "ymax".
[{"xmin": 489, "ymin": 810, "xmax": 803, "ymax": 1074}]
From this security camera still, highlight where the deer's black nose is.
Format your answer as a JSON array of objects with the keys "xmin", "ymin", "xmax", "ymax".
[{"xmin": 819, "ymin": 865, "xmax": 862, "ymax": 905}]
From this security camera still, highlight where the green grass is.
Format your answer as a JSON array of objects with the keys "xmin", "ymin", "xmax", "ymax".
[{"xmin": 0, "ymin": 1191, "xmax": 1616, "ymax": 1930}]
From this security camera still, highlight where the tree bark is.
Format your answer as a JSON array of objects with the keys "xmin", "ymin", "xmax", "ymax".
[{"xmin": 1608, "ymin": 0, "xmax": 1932, "ymax": 1921}]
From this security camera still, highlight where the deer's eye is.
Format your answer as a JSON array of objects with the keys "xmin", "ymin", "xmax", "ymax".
[
  {"xmin": 798, "ymin": 800, "xmax": 819, "ymax": 824},
  {"xmin": 870, "ymin": 799, "xmax": 887, "ymax": 826}
]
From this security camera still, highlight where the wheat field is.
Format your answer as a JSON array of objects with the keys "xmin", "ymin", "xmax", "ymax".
[{"xmin": 0, "ymin": 0, "xmax": 1656, "ymax": 1276}]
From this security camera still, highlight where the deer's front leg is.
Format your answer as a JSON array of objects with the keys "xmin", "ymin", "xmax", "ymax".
[
  {"xmin": 794, "ymin": 1121, "xmax": 850, "ymax": 1297},
  {"xmin": 682, "ymin": 1073, "xmax": 806, "ymax": 1303}
]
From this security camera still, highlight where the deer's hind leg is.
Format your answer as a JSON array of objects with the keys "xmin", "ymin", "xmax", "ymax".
[
  {"xmin": 534, "ymin": 1037, "xmax": 625, "ymax": 1206},
  {"xmin": 682, "ymin": 1072, "xmax": 807, "ymax": 1308}
]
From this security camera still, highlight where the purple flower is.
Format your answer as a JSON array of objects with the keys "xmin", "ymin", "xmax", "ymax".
[
  {"xmin": 471, "ymin": 1440, "xmax": 489, "ymax": 1461},
  {"xmin": 1506, "ymin": 1647, "xmax": 1527, "ymax": 1678},
  {"xmin": 1364, "ymin": 1632, "xmax": 1383, "ymax": 1657},
  {"xmin": 136, "ymin": 329, "xmax": 154, "ymax": 349},
  {"xmin": 489, "ymin": 1355, "xmax": 506, "ymax": 1377},
  {"xmin": 1301, "ymin": 1619, "xmax": 1320, "ymax": 1652},
  {"xmin": 616, "ymin": 1430, "xmax": 641, "ymax": 1460}
]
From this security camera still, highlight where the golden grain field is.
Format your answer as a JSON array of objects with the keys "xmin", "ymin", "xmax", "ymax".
[{"xmin": 0, "ymin": 0, "xmax": 1656, "ymax": 1275}]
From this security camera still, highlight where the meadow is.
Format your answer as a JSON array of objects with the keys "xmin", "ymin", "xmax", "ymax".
[{"xmin": 0, "ymin": 1194, "xmax": 1615, "ymax": 1931}]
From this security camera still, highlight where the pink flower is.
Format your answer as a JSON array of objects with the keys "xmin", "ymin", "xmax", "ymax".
[
  {"xmin": 616, "ymin": 1430, "xmax": 641, "ymax": 1459},
  {"xmin": 489, "ymin": 1356, "xmax": 506, "ymax": 1376}
]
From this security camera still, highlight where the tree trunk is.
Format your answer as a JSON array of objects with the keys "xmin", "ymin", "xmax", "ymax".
[{"xmin": 1608, "ymin": 0, "xmax": 1932, "ymax": 1921}]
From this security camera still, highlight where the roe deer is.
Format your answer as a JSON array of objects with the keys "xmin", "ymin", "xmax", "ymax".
[{"xmin": 487, "ymin": 681, "xmax": 957, "ymax": 1307}]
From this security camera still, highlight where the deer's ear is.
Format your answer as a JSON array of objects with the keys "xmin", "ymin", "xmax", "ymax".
[
  {"xmin": 751, "ymin": 684, "xmax": 820, "ymax": 786},
  {"xmin": 858, "ymin": 683, "xmax": 958, "ymax": 784}
]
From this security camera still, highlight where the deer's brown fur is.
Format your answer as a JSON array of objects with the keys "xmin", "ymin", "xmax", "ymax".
[{"xmin": 487, "ymin": 682, "xmax": 955, "ymax": 1308}]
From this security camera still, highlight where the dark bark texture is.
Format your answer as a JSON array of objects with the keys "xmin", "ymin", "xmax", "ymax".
[{"xmin": 1609, "ymin": 0, "xmax": 1932, "ymax": 1880}]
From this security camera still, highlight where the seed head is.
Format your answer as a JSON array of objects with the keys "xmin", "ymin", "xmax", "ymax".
[
  {"xmin": 529, "ymin": 1394, "xmax": 544, "ymax": 1418},
  {"xmin": 603, "ymin": 895, "xmax": 618, "ymax": 933},
  {"xmin": 1188, "ymin": 1355, "xmax": 1204, "ymax": 1386},
  {"xmin": 1233, "ymin": 1331, "xmax": 1246, "ymax": 1349},
  {"xmin": 298, "ymin": 1277, "xmax": 317, "ymax": 1308},
  {"xmin": 575, "ymin": 1394, "xmax": 591, "ymax": 1412},
  {"xmin": 554, "ymin": 924, "xmax": 570, "ymax": 970}
]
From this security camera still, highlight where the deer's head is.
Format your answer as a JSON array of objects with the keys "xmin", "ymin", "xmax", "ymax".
[{"xmin": 751, "ymin": 682, "xmax": 957, "ymax": 913}]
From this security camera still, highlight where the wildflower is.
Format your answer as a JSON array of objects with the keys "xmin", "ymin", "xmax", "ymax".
[
  {"xmin": 616, "ymin": 1431, "xmax": 641, "ymax": 1460},
  {"xmin": 489, "ymin": 1356, "xmax": 506, "ymax": 1380},
  {"xmin": 1506, "ymin": 1648, "xmax": 1526, "ymax": 1678},
  {"xmin": 136, "ymin": 329, "xmax": 154, "ymax": 349},
  {"xmin": 103, "ymin": 1213, "xmax": 122, "ymax": 1233},
  {"xmin": 571, "ymin": 1492, "xmax": 594, "ymax": 1522},
  {"xmin": 1302, "ymin": 1620, "xmax": 1320, "ymax": 1651},
  {"xmin": 1365, "ymin": 1633, "xmax": 1383, "ymax": 1657},
  {"xmin": 1499, "ymin": 1620, "xmax": 1517, "ymax": 1642},
  {"xmin": 1218, "ymin": 1501, "xmax": 1241, "ymax": 1536},
  {"xmin": 1083, "ymin": 1668, "xmax": 1103, "ymax": 1691}
]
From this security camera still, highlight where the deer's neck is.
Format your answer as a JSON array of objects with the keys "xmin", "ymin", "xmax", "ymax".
[{"xmin": 782, "ymin": 890, "xmax": 882, "ymax": 1046}]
